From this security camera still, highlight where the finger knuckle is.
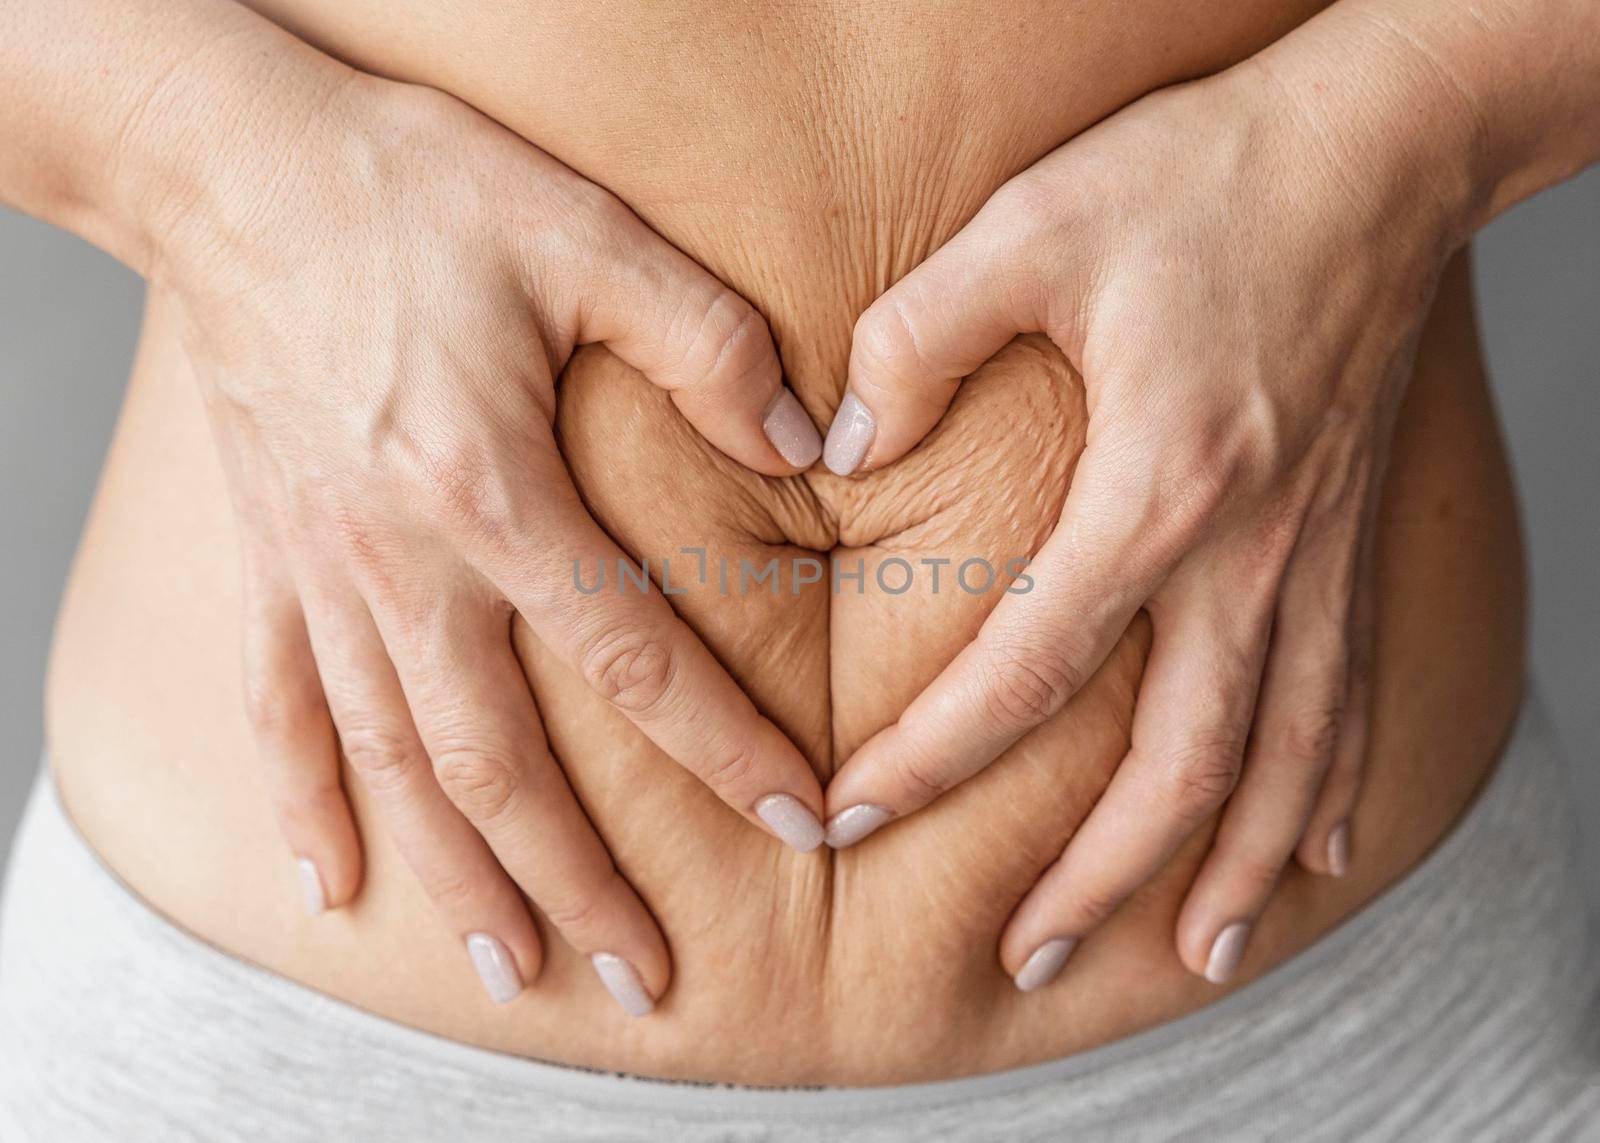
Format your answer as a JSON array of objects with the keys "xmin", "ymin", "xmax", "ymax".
[
  {"xmin": 980, "ymin": 640, "xmax": 1084, "ymax": 730},
  {"xmin": 991, "ymin": 169, "xmax": 1061, "ymax": 233},
  {"xmin": 1205, "ymin": 430, "xmax": 1261, "ymax": 493},
  {"xmin": 681, "ymin": 288, "xmax": 773, "ymax": 388},
  {"xmin": 414, "ymin": 440, "xmax": 518, "ymax": 546},
  {"xmin": 1283, "ymin": 704, "xmax": 1344, "ymax": 768},
  {"xmin": 852, "ymin": 298, "xmax": 924, "ymax": 381},
  {"xmin": 702, "ymin": 741, "xmax": 760, "ymax": 793},
  {"xmin": 1073, "ymin": 885, "xmax": 1125, "ymax": 928},
  {"xmin": 1247, "ymin": 509, "xmax": 1304, "ymax": 584},
  {"xmin": 375, "ymin": 591, "xmax": 444, "ymax": 656},
  {"xmin": 1231, "ymin": 851, "xmax": 1286, "ymax": 897},
  {"xmin": 579, "ymin": 624, "xmax": 679, "ymax": 716},
  {"xmin": 434, "ymin": 748, "xmax": 523, "ymax": 822},
  {"xmin": 1157, "ymin": 740, "xmax": 1244, "ymax": 822},
  {"xmin": 1208, "ymin": 390, "xmax": 1289, "ymax": 480},
  {"xmin": 242, "ymin": 670, "xmax": 306, "ymax": 738},
  {"xmin": 527, "ymin": 179, "xmax": 623, "ymax": 264},
  {"xmin": 541, "ymin": 868, "xmax": 621, "ymax": 933},
  {"xmin": 892, "ymin": 746, "xmax": 957, "ymax": 803},
  {"xmin": 325, "ymin": 500, "xmax": 392, "ymax": 579},
  {"xmin": 422, "ymin": 868, "xmax": 483, "ymax": 913},
  {"xmin": 340, "ymin": 726, "xmax": 423, "ymax": 792},
  {"xmin": 571, "ymin": 179, "xmax": 634, "ymax": 237},
  {"xmin": 1163, "ymin": 402, "xmax": 1276, "ymax": 511},
  {"xmin": 1162, "ymin": 458, "xmax": 1235, "ymax": 548}
]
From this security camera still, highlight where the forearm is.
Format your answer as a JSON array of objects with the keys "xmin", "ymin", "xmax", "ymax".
[
  {"xmin": 1250, "ymin": 0, "xmax": 1600, "ymax": 245},
  {"xmin": 0, "ymin": 0, "xmax": 350, "ymax": 277}
]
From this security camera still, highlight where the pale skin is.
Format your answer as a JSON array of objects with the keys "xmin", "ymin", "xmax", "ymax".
[
  {"xmin": 3, "ymin": 0, "xmax": 831, "ymax": 1013},
  {"xmin": 4, "ymin": 0, "xmax": 1598, "ymax": 1018},
  {"xmin": 821, "ymin": 0, "xmax": 1600, "ymax": 987}
]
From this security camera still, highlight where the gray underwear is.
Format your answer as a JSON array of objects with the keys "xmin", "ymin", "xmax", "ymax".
[{"xmin": 2, "ymin": 695, "xmax": 1598, "ymax": 1141}]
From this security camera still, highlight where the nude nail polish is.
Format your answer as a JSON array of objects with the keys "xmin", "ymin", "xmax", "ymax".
[
  {"xmin": 1327, "ymin": 822, "xmax": 1351, "ymax": 878},
  {"xmin": 591, "ymin": 952, "xmax": 656, "ymax": 1018},
  {"xmin": 822, "ymin": 391, "xmax": 876, "ymax": 475},
  {"xmin": 466, "ymin": 933, "xmax": 523, "ymax": 1004},
  {"xmin": 1205, "ymin": 922, "xmax": 1252, "ymax": 985},
  {"xmin": 297, "ymin": 857, "xmax": 326, "ymax": 916},
  {"xmin": 762, "ymin": 387, "xmax": 823, "ymax": 468},
  {"xmin": 755, "ymin": 793, "xmax": 825, "ymax": 853},
  {"xmin": 1014, "ymin": 938, "xmax": 1078, "ymax": 992},
  {"xmin": 825, "ymin": 804, "xmax": 892, "ymax": 849}
]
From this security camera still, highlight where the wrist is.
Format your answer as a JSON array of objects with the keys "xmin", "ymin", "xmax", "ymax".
[
  {"xmin": 1238, "ymin": 9, "xmax": 1488, "ymax": 259},
  {"xmin": 0, "ymin": 0, "xmax": 359, "ymax": 283},
  {"xmin": 1245, "ymin": 0, "xmax": 1600, "ymax": 247},
  {"xmin": 126, "ymin": 38, "xmax": 360, "ymax": 292}
]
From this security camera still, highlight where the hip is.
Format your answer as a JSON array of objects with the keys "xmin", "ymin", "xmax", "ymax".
[
  {"xmin": 40, "ymin": 247, "xmax": 1530, "ymax": 1082},
  {"xmin": 8, "ymin": 697, "xmax": 1594, "ymax": 1140}
]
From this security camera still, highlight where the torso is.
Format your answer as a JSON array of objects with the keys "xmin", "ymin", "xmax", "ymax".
[{"xmin": 46, "ymin": 1, "xmax": 1525, "ymax": 1085}]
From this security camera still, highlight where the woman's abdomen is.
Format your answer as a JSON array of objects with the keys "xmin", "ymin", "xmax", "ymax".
[{"xmin": 45, "ymin": 1, "xmax": 1525, "ymax": 1085}]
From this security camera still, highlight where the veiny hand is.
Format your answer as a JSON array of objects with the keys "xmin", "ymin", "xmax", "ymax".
[
  {"xmin": 821, "ymin": 58, "xmax": 1474, "ymax": 988},
  {"xmin": 154, "ymin": 70, "xmax": 827, "ymax": 1013}
]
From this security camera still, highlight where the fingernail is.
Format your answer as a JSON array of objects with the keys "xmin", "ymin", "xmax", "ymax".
[
  {"xmin": 591, "ymin": 952, "xmax": 656, "ymax": 1017},
  {"xmin": 825, "ymin": 804, "xmax": 892, "ymax": 849},
  {"xmin": 466, "ymin": 933, "xmax": 523, "ymax": 1004},
  {"xmin": 1327, "ymin": 822, "xmax": 1351, "ymax": 878},
  {"xmin": 762, "ymin": 387, "xmax": 823, "ymax": 468},
  {"xmin": 296, "ymin": 857, "xmax": 326, "ymax": 916},
  {"xmin": 755, "ymin": 793, "xmax": 825, "ymax": 853},
  {"xmin": 822, "ymin": 391, "xmax": 876, "ymax": 476},
  {"xmin": 1205, "ymin": 922, "xmax": 1252, "ymax": 985},
  {"xmin": 1013, "ymin": 938, "xmax": 1078, "ymax": 992}
]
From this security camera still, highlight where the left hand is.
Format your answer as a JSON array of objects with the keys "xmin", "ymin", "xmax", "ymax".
[{"xmin": 820, "ymin": 56, "xmax": 1475, "ymax": 987}]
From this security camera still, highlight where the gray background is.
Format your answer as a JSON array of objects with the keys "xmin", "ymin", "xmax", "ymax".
[{"xmin": 1, "ymin": 171, "xmax": 1597, "ymax": 895}]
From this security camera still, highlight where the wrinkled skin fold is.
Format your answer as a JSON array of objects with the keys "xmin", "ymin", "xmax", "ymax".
[{"xmin": 49, "ymin": 0, "xmax": 1524, "ymax": 1084}]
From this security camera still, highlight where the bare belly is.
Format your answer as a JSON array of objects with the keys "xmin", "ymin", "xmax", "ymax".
[{"xmin": 45, "ymin": 2, "xmax": 1525, "ymax": 1085}]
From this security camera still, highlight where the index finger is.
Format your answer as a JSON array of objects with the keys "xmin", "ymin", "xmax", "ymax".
[
  {"xmin": 468, "ymin": 441, "xmax": 827, "ymax": 854},
  {"xmin": 822, "ymin": 442, "xmax": 1182, "ymax": 845},
  {"xmin": 825, "ymin": 167, "xmax": 1100, "ymax": 473},
  {"xmin": 532, "ymin": 182, "xmax": 820, "ymax": 476},
  {"xmin": 823, "ymin": 184, "xmax": 1062, "ymax": 476}
]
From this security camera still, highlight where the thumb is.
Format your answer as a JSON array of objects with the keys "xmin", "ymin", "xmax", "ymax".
[
  {"xmin": 824, "ymin": 181, "xmax": 1081, "ymax": 476},
  {"xmin": 565, "ymin": 199, "xmax": 819, "ymax": 476}
]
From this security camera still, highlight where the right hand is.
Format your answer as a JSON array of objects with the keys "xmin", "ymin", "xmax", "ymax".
[{"xmin": 152, "ymin": 69, "xmax": 827, "ymax": 1014}]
